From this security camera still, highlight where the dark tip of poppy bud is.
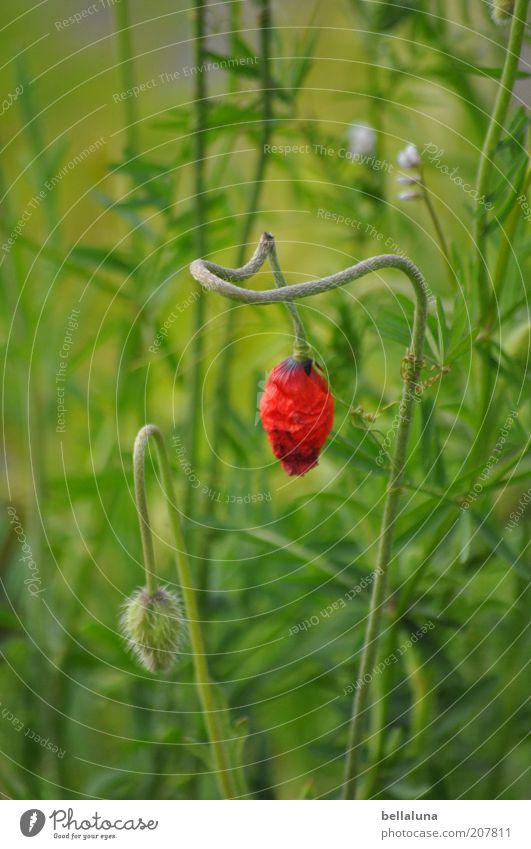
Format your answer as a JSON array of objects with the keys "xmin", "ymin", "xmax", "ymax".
[{"xmin": 276, "ymin": 355, "xmax": 312, "ymax": 375}]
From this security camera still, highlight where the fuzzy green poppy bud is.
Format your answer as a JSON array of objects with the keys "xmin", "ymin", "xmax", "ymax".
[
  {"xmin": 120, "ymin": 586, "xmax": 185, "ymax": 672},
  {"xmin": 490, "ymin": 0, "xmax": 514, "ymax": 23}
]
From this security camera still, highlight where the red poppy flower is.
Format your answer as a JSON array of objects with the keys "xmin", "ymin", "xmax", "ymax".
[{"xmin": 259, "ymin": 357, "xmax": 334, "ymax": 476}]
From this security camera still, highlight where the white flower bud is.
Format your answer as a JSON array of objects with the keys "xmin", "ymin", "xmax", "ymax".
[
  {"xmin": 348, "ymin": 122, "xmax": 377, "ymax": 157},
  {"xmin": 397, "ymin": 174, "xmax": 420, "ymax": 185},
  {"xmin": 398, "ymin": 190, "xmax": 422, "ymax": 201},
  {"xmin": 397, "ymin": 143, "xmax": 421, "ymax": 169}
]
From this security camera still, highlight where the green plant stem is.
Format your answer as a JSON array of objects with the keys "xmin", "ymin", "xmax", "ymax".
[
  {"xmin": 186, "ymin": 0, "xmax": 209, "ymax": 510},
  {"xmin": 133, "ymin": 425, "xmax": 237, "ymax": 799},
  {"xmin": 113, "ymin": 0, "xmax": 147, "ymax": 353},
  {"xmin": 229, "ymin": 0, "xmax": 242, "ymax": 95},
  {"xmin": 268, "ymin": 240, "xmax": 311, "ymax": 360},
  {"xmin": 470, "ymin": 0, "xmax": 528, "ymax": 473},
  {"xmin": 189, "ymin": 233, "xmax": 429, "ymax": 800},
  {"xmin": 474, "ymin": 0, "xmax": 529, "ymax": 320},
  {"xmin": 486, "ymin": 167, "xmax": 530, "ymax": 328},
  {"xmin": 237, "ymin": 0, "xmax": 273, "ymax": 256},
  {"xmin": 209, "ymin": 0, "xmax": 273, "ymax": 439},
  {"xmin": 133, "ymin": 431, "xmax": 157, "ymax": 596},
  {"xmin": 113, "ymin": 0, "xmax": 139, "ymax": 159},
  {"xmin": 362, "ymin": 616, "xmax": 396, "ymax": 797},
  {"xmin": 342, "ymin": 353, "xmax": 424, "ymax": 798},
  {"xmin": 196, "ymin": 0, "xmax": 273, "ymax": 592},
  {"xmin": 419, "ymin": 170, "xmax": 456, "ymax": 292},
  {"xmin": 16, "ymin": 59, "xmax": 59, "ymax": 246},
  {"xmin": 0, "ymin": 151, "xmax": 53, "ymax": 794}
]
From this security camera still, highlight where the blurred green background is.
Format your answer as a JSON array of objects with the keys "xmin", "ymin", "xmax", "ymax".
[{"xmin": 0, "ymin": 0, "xmax": 530, "ymax": 799}]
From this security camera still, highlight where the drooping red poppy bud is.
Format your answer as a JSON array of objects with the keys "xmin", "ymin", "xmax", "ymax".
[{"xmin": 259, "ymin": 357, "xmax": 334, "ymax": 476}]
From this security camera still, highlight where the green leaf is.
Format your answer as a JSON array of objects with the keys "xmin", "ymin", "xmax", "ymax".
[
  {"xmin": 204, "ymin": 51, "xmax": 263, "ymax": 80},
  {"xmin": 8, "ymin": 234, "xmax": 132, "ymax": 300},
  {"xmin": 395, "ymin": 499, "xmax": 456, "ymax": 548},
  {"xmin": 420, "ymin": 397, "xmax": 447, "ymax": 486},
  {"xmin": 69, "ymin": 245, "xmax": 134, "ymax": 275},
  {"xmin": 236, "ymin": 526, "xmax": 353, "ymax": 588},
  {"xmin": 285, "ymin": 28, "xmax": 320, "ymax": 94},
  {"xmin": 446, "ymin": 293, "xmax": 473, "ymax": 361},
  {"xmin": 458, "ymin": 508, "xmax": 473, "ymax": 565},
  {"xmin": 328, "ymin": 432, "xmax": 387, "ymax": 476},
  {"xmin": 469, "ymin": 509, "xmax": 531, "ymax": 580},
  {"xmin": 462, "ymin": 65, "xmax": 530, "ymax": 80},
  {"xmin": 435, "ymin": 297, "xmax": 450, "ymax": 362}
]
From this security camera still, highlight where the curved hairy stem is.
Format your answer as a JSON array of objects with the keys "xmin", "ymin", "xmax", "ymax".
[
  {"xmin": 191, "ymin": 233, "xmax": 428, "ymax": 337},
  {"xmin": 133, "ymin": 425, "xmax": 237, "ymax": 799},
  {"xmin": 190, "ymin": 234, "xmax": 429, "ymax": 798}
]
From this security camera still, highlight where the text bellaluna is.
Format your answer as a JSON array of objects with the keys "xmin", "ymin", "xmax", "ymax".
[{"xmin": 382, "ymin": 811, "xmax": 438, "ymax": 820}]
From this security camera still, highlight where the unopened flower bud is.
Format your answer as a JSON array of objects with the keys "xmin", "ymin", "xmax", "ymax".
[
  {"xmin": 490, "ymin": 0, "xmax": 514, "ymax": 23},
  {"xmin": 398, "ymin": 190, "xmax": 423, "ymax": 201},
  {"xmin": 348, "ymin": 122, "xmax": 376, "ymax": 157},
  {"xmin": 121, "ymin": 586, "xmax": 185, "ymax": 672},
  {"xmin": 397, "ymin": 143, "xmax": 421, "ymax": 169},
  {"xmin": 259, "ymin": 356, "xmax": 334, "ymax": 476}
]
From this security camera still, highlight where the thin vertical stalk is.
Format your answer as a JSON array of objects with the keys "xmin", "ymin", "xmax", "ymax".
[
  {"xmin": 236, "ymin": 0, "xmax": 273, "ymax": 261},
  {"xmin": 362, "ymin": 616, "xmax": 397, "ymax": 797},
  {"xmin": 486, "ymin": 166, "xmax": 530, "ymax": 328},
  {"xmin": 113, "ymin": 0, "xmax": 156, "ymax": 452},
  {"xmin": 15, "ymin": 59, "xmax": 59, "ymax": 245},
  {"xmin": 470, "ymin": 0, "xmax": 528, "ymax": 472},
  {"xmin": 209, "ymin": 0, "xmax": 273, "ymax": 436},
  {"xmin": 197, "ymin": 0, "xmax": 273, "ymax": 591},
  {"xmin": 474, "ymin": 0, "xmax": 529, "ymax": 320},
  {"xmin": 341, "ymin": 334, "xmax": 425, "ymax": 800},
  {"xmin": 419, "ymin": 171, "xmax": 456, "ymax": 292},
  {"xmin": 2, "ymin": 101, "xmax": 61, "ymax": 788},
  {"xmin": 133, "ymin": 433, "xmax": 157, "ymax": 597},
  {"xmin": 133, "ymin": 425, "xmax": 237, "ymax": 799},
  {"xmin": 190, "ymin": 234, "xmax": 429, "ymax": 800},
  {"xmin": 360, "ymin": 508, "xmax": 463, "ymax": 798},
  {"xmin": 0, "ymin": 158, "xmax": 49, "ymax": 795},
  {"xmin": 229, "ymin": 0, "xmax": 242, "ymax": 95},
  {"xmin": 268, "ymin": 241, "xmax": 311, "ymax": 360},
  {"xmin": 113, "ymin": 0, "xmax": 139, "ymax": 159},
  {"xmin": 113, "ymin": 0, "xmax": 148, "ymax": 291},
  {"xmin": 186, "ymin": 0, "xmax": 209, "ymax": 511}
]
